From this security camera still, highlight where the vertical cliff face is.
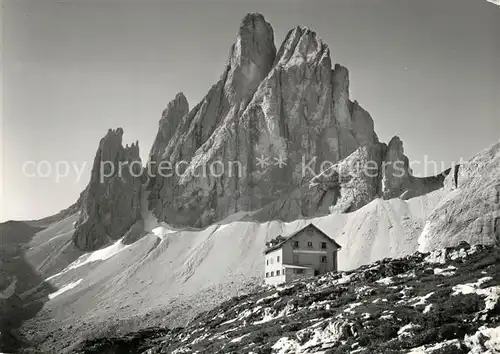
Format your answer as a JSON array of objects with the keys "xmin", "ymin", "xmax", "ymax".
[
  {"xmin": 233, "ymin": 26, "xmax": 341, "ymax": 217},
  {"xmin": 147, "ymin": 13, "xmax": 277, "ymax": 227},
  {"xmin": 73, "ymin": 128, "xmax": 143, "ymax": 251},
  {"xmin": 73, "ymin": 13, "xmax": 452, "ymax": 243},
  {"xmin": 250, "ymin": 142, "xmax": 386, "ymax": 222},
  {"xmin": 146, "ymin": 17, "xmax": 382, "ymax": 227},
  {"xmin": 230, "ymin": 26, "xmax": 380, "ymax": 220},
  {"xmin": 332, "ymin": 65, "xmax": 378, "ymax": 157},
  {"xmin": 381, "ymin": 136, "xmax": 449, "ymax": 201},
  {"xmin": 161, "ymin": 12, "xmax": 276, "ymax": 165},
  {"xmin": 382, "ymin": 136, "xmax": 413, "ymax": 199},
  {"xmin": 418, "ymin": 141, "xmax": 500, "ymax": 252},
  {"xmin": 149, "ymin": 93, "xmax": 189, "ymax": 167}
]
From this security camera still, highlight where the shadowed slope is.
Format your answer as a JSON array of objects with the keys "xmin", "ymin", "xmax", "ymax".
[{"xmin": 0, "ymin": 220, "xmax": 55, "ymax": 351}]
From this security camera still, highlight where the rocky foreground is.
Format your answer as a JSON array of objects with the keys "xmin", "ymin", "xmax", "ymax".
[{"xmin": 71, "ymin": 242, "xmax": 499, "ymax": 354}]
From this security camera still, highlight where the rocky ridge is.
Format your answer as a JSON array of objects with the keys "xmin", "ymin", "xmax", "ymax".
[
  {"xmin": 381, "ymin": 136, "xmax": 449, "ymax": 201},
  {"xmin": 73, "ymin": 242, "xmax": 500, "ymax": 353},
  {"xmin": 68, "ymin": 13, "xmax": 450, "ymax": 248},
  {"xmin": 145, "ymin": 13, "xmax": 444, "ymax": 229},
  {"xmin": 148, "ymin": 92, "xmax": 190, "ymax": 169},
  {"xmin": 65, "ymin": 12, "xmax": 495, "ymax": 262},
  {"xmin": 419, "ymin": 141, "xmax": 500, "ymax": 252},
  {"xmin": 72, "ymin": 128, "xmax": 143, "ymax": 251}
]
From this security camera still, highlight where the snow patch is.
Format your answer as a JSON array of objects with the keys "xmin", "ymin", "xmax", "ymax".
[
  {"xmin": 45, "ymin": 237, "xmax": 132, "ymax": 282},
  {"xmin": 413, "ymin": 292, "xmax": 435, "ymax": 307},
  {"xmin": 449, "ymin": 248, "xmax": 468, "ymax": 260},
  {"xmin": 423, "ymin": 304, "xmax": 433, "ymax": 314},
  {"xmin": 355, "ymin": 285, "xmax": 372, "ymax": 294},
  {"xmin": 397, "ymin": 270, "xmax": 417, "ymax": 279},
  {"xmin": 216, "ymin": 224, "xmax": 230, "ymax": 232},
  {"xmin": 253, "ymin": 307, "xmax": 279, "ymax": 325},
  {"xmin": 48, "ymin": 279, "xmax": 82, "ymax": 300},
  {"xmin": 398, "ymin": 292, "xmax": 434, "ymax": 308},
  {"xmin": 68, "ymin": 238, "xmax": 131, "ymax": 270}
]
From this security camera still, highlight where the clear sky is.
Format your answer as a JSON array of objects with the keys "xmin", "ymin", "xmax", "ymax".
[{"xmin": 1, "ymin": 0, "xmax": 499, "ymax": 222}]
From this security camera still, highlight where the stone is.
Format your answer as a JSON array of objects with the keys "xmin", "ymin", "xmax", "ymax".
[
  {"xmin": 381, "ymin": 136, "xmax": 448, "ymax": 200},
  {"xmin": 73, "ymin": 128, "xmax": 143, "ymax": 251},
  {"xmin": 418, "ymin": 141, "xmax": 500, "ymax": 252},
  {"xmin": 147, "ymin": 16, "xmax": 380, "ymax": 228},
  {"xmin": 148, "ymin": 92, "xmax": 189, "ymax": 167},
  {"xmin": 252, "ymin": 143, "xmax": 385, "ymax": 222}
]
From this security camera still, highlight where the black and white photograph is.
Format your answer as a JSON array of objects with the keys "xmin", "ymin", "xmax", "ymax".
[{"xmin": 1, "ymin": 0, "xmax": 499, "ymax": 353}]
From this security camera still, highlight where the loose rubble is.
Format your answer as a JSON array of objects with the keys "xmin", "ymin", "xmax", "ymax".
[{"xmin": 74, "ymin": 242, "xmax": 500, "ymax": 353}]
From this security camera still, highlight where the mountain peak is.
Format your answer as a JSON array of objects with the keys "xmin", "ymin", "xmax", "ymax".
[
  {"xmin": 173, "ymin": 91, "xmax": 188, "ymax": 106},
  {"xmin": 231, "ymin": 12, "xmax": 276, "ymax": 73},
  {"xmin": 388, "ymin": 135, "xmax": 403, "ymax": 147},
  {"xmin": 275, "ymin": 25, "xmax": 330, "ymax": 68},
  {"xmin": 238, "ymin": 13, "xmax": 272, "ymax": 36},
  {"xmin": 162, "ymin": 92, "xmax": 189, "ymax": 118},
  {"xmin": 146, "ymin": 14, "xmax": 383, "ymax": 227},
  {"xmin": 240, "ymin": 12, "xmax": 267, "ymax": 26},
  {"xmin": 151, "ymin": 93, "xmax": 190, "ymax": 165},
  {"xmin": 73, "ymin": 128, "xmax": 143, "ymax": 251},
  {"xmin": 106, "ymin": 127, "xmax": 124, "ymax": 139}
]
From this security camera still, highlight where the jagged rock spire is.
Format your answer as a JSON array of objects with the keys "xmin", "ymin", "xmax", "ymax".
[
  {"xmin": 146, "ymin": 14, "xmax": 382, "ymax": 227},
  {"xmin": 73, "ymin": 128, "xmax": 143, "ymax": 251},
  {"xmin": 381, "ymin": 136, "xmax": 447, "ymax": 200},
  {"xmin": 77, "ymin": 13, "xmax": 446, "ymax": 235},
  {"xmin": 149, "ymin": 92, "xmax": 189, "ymax": 166}
]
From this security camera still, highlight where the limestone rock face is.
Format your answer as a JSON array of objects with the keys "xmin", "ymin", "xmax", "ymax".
[
  {"xmin": 323, "ymin": 143, "xmax": 385, "ymax": 214},
  {"xmin": 381, "ymin": 136, "xmax": 413, "ymax": 199},
  {"xmin": 382, "ymin": 136, "xmax": 448, "ymax": 200},
  {"xmin": 147, "ymin": 17, "xmax": 380, "ymax": 227},
  {"xmin": 147, "ymin": 13, "xmax": 277, "ymax": 226},
  {"xmin": 73, "ymin": 13, "xmax": 452, "ymax": 235},
  {"xmin": 73, "ymin": 128, "xmax": 143, "ymax": 251},
  {"xmin": 418, "ymin": 141, "xmax": 500, "ymax": 252},
  {"xmin": 149, "ymin": 93, "xmax": 189, "ymax": 167},
  {"xmin": 252, "ymin": 143, "xmax": 385, "ymax": 222}
]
